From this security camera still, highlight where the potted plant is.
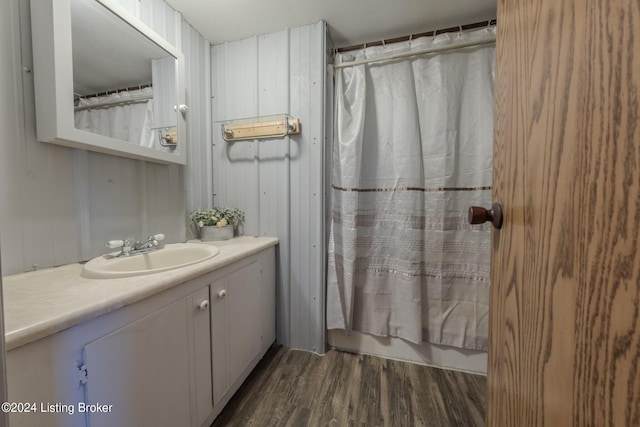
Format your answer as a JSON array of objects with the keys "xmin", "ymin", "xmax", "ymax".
[{"xmin": 189, "ymin": 207, "xmax": 245, "ymax": 241}]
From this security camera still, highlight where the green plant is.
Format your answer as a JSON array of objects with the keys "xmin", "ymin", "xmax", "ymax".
[{"xmin": 189, "ymin": 207, "xmax": 245, "ymax": 228}]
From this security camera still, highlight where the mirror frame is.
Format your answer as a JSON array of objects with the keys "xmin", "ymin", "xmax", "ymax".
[{"xmin": 30, "ymin": 0, "xmax": 187, "ymax": 165}]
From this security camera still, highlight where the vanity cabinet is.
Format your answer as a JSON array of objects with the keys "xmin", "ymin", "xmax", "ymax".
[
  {"xmin": 211, "ymin": 251, "xmax": 276, "ymax": 417},
  {"xmin": 83, "ymin": 287, "xmax": 211, "ymax": 427},
  {"xmin": 211, "ymin": 261, "xmax": 261, "ymax": 406},
  {"xmin": 5, "ymin": 245, "xmax": 276, "ymax": 427}
]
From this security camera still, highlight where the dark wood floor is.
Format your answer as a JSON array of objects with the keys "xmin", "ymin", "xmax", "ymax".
[{"xmin": 212, "ymin": 345, "xmax": 486, "ymax": 427}]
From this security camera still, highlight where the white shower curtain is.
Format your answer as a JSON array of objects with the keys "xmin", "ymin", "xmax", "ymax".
[
  {"xmin": 327, "ymin": 27, "xmax": 495, "ymax": 351},
  {"xmin": 74, "ymin": 87, "xmax": 156, "ymax": 147}
]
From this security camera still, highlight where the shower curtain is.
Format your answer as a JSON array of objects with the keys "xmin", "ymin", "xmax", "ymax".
[
  {"xmin": 327, "ymin": 27, "xmax": 495, "ymax": 351},
  {"xmin": 74, "ymin": 87, "xmax": 156, "ymax": 147}
]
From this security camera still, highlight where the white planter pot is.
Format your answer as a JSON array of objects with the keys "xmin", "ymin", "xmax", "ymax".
[{"xmin": 200, "ymin": 225, "xmax": 234, "ymax": 241}]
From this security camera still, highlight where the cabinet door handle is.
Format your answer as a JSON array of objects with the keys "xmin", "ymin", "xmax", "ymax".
[
  {"xmin": 198, "ymin": 300, "xmax": 210, "ymax": 311},
  {"xmin": 217, "ymin": 289, "xmax": 227, "ymax": 299}
]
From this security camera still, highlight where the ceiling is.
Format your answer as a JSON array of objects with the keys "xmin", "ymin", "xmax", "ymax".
[{"xmin": 164, "ymin": 0, "xmax": 497, "ymax": 48}]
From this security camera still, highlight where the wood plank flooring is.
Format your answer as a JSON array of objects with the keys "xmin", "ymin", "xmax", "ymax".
[{"xmin": 212, "ymin": 346, "xmax": 486, "ymax": 426}]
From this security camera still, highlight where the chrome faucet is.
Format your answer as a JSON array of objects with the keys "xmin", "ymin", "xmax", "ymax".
[{"xmin": 106, "ymin": 234, "xmax": 165, "ymax": 257}]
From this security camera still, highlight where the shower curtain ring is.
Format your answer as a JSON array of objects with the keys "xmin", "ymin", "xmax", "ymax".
[{"xmin": 486, "ymin": 20, "xmax": 495, "ymax": 32}]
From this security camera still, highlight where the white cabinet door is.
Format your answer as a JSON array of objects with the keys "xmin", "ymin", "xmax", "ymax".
[
  {"xmin": 259, "ymin": 249, "xmax": 276, "ymax": 351},
  {"xmin": 211, "ymin": 260, "xmax": 262, "ymax": 406},
  {"xmin": 190, "ymin": 287, "xmax": 213, "ymax": 426},
  {"xmin": 83, "ymin": 288, "xmax": 212, "ymax": 427},
  {"xmin": 227, "ymin": 261, "xmax": 261, "ymax": 383},
  {"xmin": 211, "ymin": 277, "xmax": 229, "ymax": 405}
]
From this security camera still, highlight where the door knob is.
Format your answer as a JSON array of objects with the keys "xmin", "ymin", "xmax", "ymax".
[
  {"xmin": 217, "ymin": 289, "xmax": 227, "ymax": 299},
  {"xmin": 468, "ymin": 202, "xmax": 503, "ymax": 229},
  {"xmin": 198, "ymin": 300, "xmax": 209, "ymax": 311}
]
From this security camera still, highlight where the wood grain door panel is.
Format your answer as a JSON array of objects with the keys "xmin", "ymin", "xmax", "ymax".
[{"xmin": 488, "ymin": 0, "xmax": 640, "ymax": 425}]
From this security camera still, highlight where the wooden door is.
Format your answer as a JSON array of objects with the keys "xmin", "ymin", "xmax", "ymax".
[{"xmin": 488, "ymin": 0, "xmax": 640, "ymax": 425}]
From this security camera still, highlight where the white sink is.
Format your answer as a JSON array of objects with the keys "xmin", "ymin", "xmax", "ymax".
[{"xmin": 82, "ymin": 243, "xmax": 220, "ymax": 279}]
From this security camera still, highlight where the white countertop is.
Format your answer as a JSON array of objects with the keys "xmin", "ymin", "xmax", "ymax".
[{"xmin": 2, "ymin": 236, "xmax": 278, "ymax": 351}]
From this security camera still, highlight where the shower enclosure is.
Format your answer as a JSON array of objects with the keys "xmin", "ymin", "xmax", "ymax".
[{"xmin": 327, "ymin": 26, "xmax": 496, "ymax": 371}]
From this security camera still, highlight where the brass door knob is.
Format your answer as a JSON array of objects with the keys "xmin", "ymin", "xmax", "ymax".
[{"xmin": 468, "ymin": 203, "xmax": 503, "ymax": 229}]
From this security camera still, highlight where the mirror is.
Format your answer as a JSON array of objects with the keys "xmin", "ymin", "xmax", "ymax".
[{"xmin": 30, "ymin": 0, "xmax": 187, "ymax": 164}]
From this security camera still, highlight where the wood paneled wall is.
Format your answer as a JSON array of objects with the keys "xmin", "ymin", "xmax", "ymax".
[
  {"xmin": 211, "ymin": 22, "xmax": 328, "ymax": 352},
  {"xmin": 0, "ymin": 0, "xmax": 209, "ymax": 275}
]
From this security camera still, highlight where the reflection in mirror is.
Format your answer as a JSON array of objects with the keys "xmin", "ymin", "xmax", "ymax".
[
  {"xmin": 30, "ymin": 0, "xmax": 186, "ymax": 164},
  {"xmin": 70, "ymin": 0, "xmax": 177, "ymax": 151}
]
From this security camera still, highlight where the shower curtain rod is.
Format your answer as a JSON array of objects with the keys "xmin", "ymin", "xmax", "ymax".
[
  {"xmin": 333, "ymin": 35, "xmax": 495, "ymax": 69},
  {"xmin": 73, "ymin": 83, "xmax": 153, "ymax": 101},
  {"xmin": 335, "ymin": 19, "xmax": 496, "ymax": 53},
  {"xmin": 74, "ymin": 95, "xmax": 153, "ymax": 112},
  {"xmin": 74, "ymin": 83, "xmax": 154, "ymax": 111}
]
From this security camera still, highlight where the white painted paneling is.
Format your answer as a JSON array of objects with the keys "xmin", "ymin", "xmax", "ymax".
[
  {"xmin": 212, "ymin": 37, "xmax": 261, "ymax": 235},
  {"xmin": 183, "ymin": 18, "xmax": 212, "ymax": 227},
  {"xmin": 140, "ymin": 0, "xmax": 179, "ymax": 46},
  {"xmin": 16, "ymin": 0, "xmax": 81, "ymax": 272},
  {"xmin": 211, "ymin": 22, "xmax": 327, "ymax": 352},
  {"xmin": 257, "ymin": 30, "xmax": 290, "ymax": 238},
  {"xmin": 1, "ymin": 0, "xmax": 207, "ymax": 275},
  {"xmin": 141, "ymin": 162, "xmax": 186, "ymax": 241},
  {"xmin": 1, "ymin": 0, "xmax": 27, "ymax": 273},
  {"xmin": 85, "ymin": 154, "xmax": 143, "ymax": 255},
  {"xmin": 256, "ymin": 29, "xmax": 293, "ymax": 346},
  {"xmin": 288, "ymin": 23, "xmax": 326, "ymax": 352}
]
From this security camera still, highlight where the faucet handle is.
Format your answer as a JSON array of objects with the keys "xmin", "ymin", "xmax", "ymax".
[
  {"xmin": 106, "ymin": 240, "xmax": 124, "ymax": 249},
  {"xmin": 152, "ymin": 233, "xmax": 165, "ymax": 241}
]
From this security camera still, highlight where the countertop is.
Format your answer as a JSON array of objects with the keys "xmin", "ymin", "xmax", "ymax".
[{"xmin": 2, "ymin": 236, "xmax": 278, "ymax": 351}]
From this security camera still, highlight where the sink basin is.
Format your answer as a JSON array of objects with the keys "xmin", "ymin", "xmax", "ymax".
[{"xmin": 82, "ymin": 243, "xmax": 220, "ymax": 279}]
